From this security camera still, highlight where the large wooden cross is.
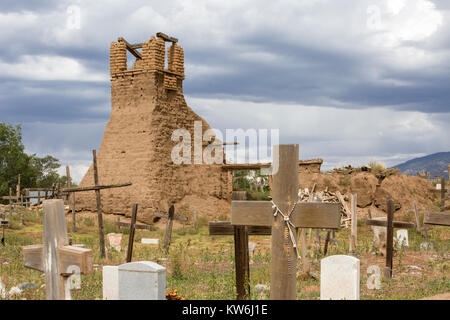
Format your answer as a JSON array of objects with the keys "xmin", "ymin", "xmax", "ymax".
[
  {"xmin": 59, "ymin": 149, "xmax": 132, "ymax": 257},
  {"xmin": 366, "ymin": 198, "xmax": 415, "ymax": 279},
  {"xmin": 230, "ymin": 145, "xmax": 341, "ymax": 300},
  {"xmin": 22, "ymin": 199, "xmax": 93, "ymax": 300}
]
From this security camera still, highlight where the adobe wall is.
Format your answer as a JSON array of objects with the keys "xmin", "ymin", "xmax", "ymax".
[{"xmin": 76, "ymin": 35, "xmax": 232, "ymax": 224}]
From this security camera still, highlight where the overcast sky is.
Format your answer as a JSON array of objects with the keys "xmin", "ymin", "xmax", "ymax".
[{"xmin": 0, "ymin": 0, "xmax": 449, "ymax": 183}]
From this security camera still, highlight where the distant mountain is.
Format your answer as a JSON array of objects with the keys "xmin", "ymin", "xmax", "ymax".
[{"xmin": 392, "ymin": 152, "xmax": 450, "ymax": 177}]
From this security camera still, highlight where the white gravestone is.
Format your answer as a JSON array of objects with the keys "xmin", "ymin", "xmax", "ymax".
[
  {"xmin": 141, "ymin": 238, "xmax": 159, "ymax": 245},
  {"xmin": 103, "ymin": 266, "xmax": 119, "ymax": 300},
  {"xmin": 118, "ymin": 261, "xmax": 166, "ymax": 300},
  {"xmin": 107, "ymin": 233, "xmax": 122, "ymax": 252},
  {"xmin": 320, "ymin": 255, "xmax": 360, "ymax": 300},
  {"xmin": 396, "ymin": 229, "xmax": 409, "ymax": 248},
  {"xmin": 436, "ymin": 184, "xmax": 441, "ymax": 190}
]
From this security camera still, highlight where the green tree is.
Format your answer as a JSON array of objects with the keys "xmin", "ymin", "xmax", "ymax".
[{"xmin": 0, "ymin": 122, "xmax": 61, "ymax": 199}]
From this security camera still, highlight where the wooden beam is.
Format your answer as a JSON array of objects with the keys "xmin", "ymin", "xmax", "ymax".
[
  {"xmin": 93, "ymin": 150, "xmax": 106, "ymax": 258},
  {"xmin": 366, "ymin": 219, "xmax": 415, "ymax": 229},
  {"xmin": 423, "ymin": 212, "xmax": 450, "ymax": 227},
  {"xmin": 156, "ymin": 32, "xmax": 178, "ymax": 43},
  {"xmin": 116, "ymin": 220, "xmax": 155, "ymax": 231},
  {"xmin": 60, "ymin": 182, "xmax": 132, "ymax": 193},
  {"xmin": 222, "ymin": 163, "xmax": 272, "ymax": 171},
  {"xmin": 209, "ymin": 221, "xmax": 271, "ymax": 235},
  {"xmin": 231, "ymin": 201, "xmax": 341, "ymax": 229},
  {"xmin": 117, "ymin": 37, "xmax": 142, "ymax": 59},
  {"xmin": 154, "ymin": 211, "xmax": 187, "ymax": 221}
]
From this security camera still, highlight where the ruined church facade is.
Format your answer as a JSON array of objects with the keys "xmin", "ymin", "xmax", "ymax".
[{"xmin": 76, "ymin": 33, "xmax": 232, "ymax": 223}]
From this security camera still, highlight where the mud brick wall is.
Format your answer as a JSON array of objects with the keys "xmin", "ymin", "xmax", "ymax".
[
  {"xmin": 168, "ymin": 43, "xmax": 184, "ymax": 74},
  {"xmin": 76, "ymin": 34, "xmax": 231, "ymax": 224},
  {"xmin": 110, "ymin": 41, "xmax": 127, "ymax": 76}
]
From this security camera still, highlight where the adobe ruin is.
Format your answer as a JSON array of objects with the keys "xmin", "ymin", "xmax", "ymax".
[{"xmin": 76, "ymin": 33, "xmax": 232, "ymax": 223}]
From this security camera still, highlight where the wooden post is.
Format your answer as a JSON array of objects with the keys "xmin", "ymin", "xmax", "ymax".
[
  {"xmin": 441, "ymin": 177, "xmax": 446, "ymax": 212},
  {"xmin": 368, "ymin": 208, "xmax": 372, "ymax": 219},
  {"xmin": 323, "ymin": 230, "xmax": 331, "ymax": 256},
  {"xmin": 384, "ymin": 198, "xmax": 394, "ymax": 279},
  {"xmin": 93, "ymin": 149, "xmax": 106, "ymax": 258},
  {"xmin": 300, "ymin": 228, "xmax": 309, "ymax": 273},
  {"xmin": 44, "ymin": 200, "xmax": 68, "ymax": 299},
  {"xmin": 66, "ymin": 166, "xmax": 76, "ymax": 233},
  {"xmin": 270, "ymin": 144, "xmax": 299, "ymax": 300},
  {"xmin": 163, "ymin": 205, "xmax": 175, "ymax": 253},
  {"xmin": 349, "ymin": 194, "xmax": 357, "ymax": 255},
  {"xmin": 20, "ymin": 194, "xmax": 24, "ymax": 226},
  {"xmin": 234, "ymin": 225, "xmax": 250, "ymax": 300},
  {"xmin": 16, "ymin": 174, "xmax": 21, "ymax": 199},
  {"xmin": 9, "ymin": 187, "xmax": 13, "ymax": 216},
  {"xmin": 126, "ymin": 203, "xmax": 138, "ymax": 263},
  {"xmin": 193, "ymin": 207, "xmax": 198, "ymax": 231}
]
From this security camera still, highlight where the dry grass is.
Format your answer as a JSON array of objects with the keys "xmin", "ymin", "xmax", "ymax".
[{"xmin": 0, "ymin": 207, "xmax": 449, "ymax": 300}]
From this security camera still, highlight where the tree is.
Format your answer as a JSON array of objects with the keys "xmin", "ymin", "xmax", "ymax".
[{"xmin": 0, "ymin": 122, "xmax": 61, "ymax": 199}]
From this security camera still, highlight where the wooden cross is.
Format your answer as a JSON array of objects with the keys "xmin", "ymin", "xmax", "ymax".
[
  {"xmin": 209, "ymin": 221, "xmax": 271, "ymax": 300},
  {"xmin": 230, "ymin": 145, "xmax": 341, "ymax": 300},
  {"xmin": 154, "ymin": 205, "xmax": 187, "ymax": 253},
  {"xmin": 126, "ymin": 203, "xmax": 138, "ymax": 263},
  {"xmin": 22, "ymin": 199, "xmax": 93, "ymax": 300},
  {"xmin": 366, "ymin": 198, "xmax": 415, "ymax": 279},
  {"xmin": 59, "ymin": 149, "xmax": 132, "ymax": 257}
]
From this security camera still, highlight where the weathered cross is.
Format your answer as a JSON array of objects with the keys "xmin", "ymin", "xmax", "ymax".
[
  {"xmin": 366, "ymin": 198, "xmax": 415, "ymax": 279},
  {"xmin": 154, "ymin": 205, "xmax": 187, "ymax": 253},
  {"xmin": 22, "ymin": 199, "xmax": 93, "ymax": 300},
  {"xmin": 59, "ymin": 149, "xmax": 132, "ymax": 257},
  {"xmin": 209, "ymin": 221, "xmax": 271, "ymax": 299},
  {"xmin": 230, "ymin": 145, "xmax": 341, "ymax": 300}
]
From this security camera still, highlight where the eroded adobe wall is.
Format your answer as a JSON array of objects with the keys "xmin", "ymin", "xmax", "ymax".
[{"xmin": 76, "ymin": 35, "xmax": 231, "ymax": 224}]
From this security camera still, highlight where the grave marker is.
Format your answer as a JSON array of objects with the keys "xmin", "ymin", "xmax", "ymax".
[
  {"xmin": 320, "ymin": 255, "xmax": 360, "ymax": 300},
  {"xmin": 22, "ymin": 199, "xmax": 93, "ymax": 300},
  {"xmin": 230, "ymin": 145, "xmax": 341, "ymax": 299},
  {"xmin": 366, "ymin": 198, "xmax": 415, "ymax": 279},
  {"xmin": 396, "ymin": 229, "xmax": 409, "ymax": 248},
  {"xmin": 118, "ymin": 261, "xmax": 166, "ymax": 300},
  {"xmin": 154, "ymin": 205, "xmax": 187, "ymax": 253},
  {"xmin": 209, "ymin": 221, "xmax": 271, "ymax": 300}
]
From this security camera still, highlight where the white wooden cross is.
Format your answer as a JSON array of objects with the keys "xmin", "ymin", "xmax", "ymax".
[
  {"xmin": 22, "ymin": 199, "xmax": 93, "ymax": 300},
  {"xmin": 231, "ymin": 144, "xmax": 341, "ymax": 300}
]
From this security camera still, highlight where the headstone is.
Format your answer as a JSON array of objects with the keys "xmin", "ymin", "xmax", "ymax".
[
  {"xmin": 320, "ymin": 255, "xmax": 360, "ymax": 300},
  {"xmin": 248, "ymin": 242, "xmax": 257, "ymax": 258},
  {"xmin": 141, "ymin": 238, "xmax": 159, "ymax": 245},
  {"xmin": 118, "ymin": 261, "xmax": 166, "ymax": 300},
  {"xmin": 107, "ymin": 233, "xmax": 122, "ymax": 252},
  {"xmin": 102, "ymin": 266, "xmax": 119, "ymax": 300},
  {"xmin": 366, "ymin": 265, "xmax": 381, "ymax": 290},
  {"xmin": 371, "ymin": 217, "xmax": 387, "ymax": 256},
  {"xmin": 396, "ymin": 229, "xmax": 409, "ymax": 248},
  {"xmin": 436, "ymin": 184, "xmax": 441, "ymax": 190}
]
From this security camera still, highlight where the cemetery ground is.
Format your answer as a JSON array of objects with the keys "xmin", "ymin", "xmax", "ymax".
[{"xmin": 0, "ymin": 206, "xmax": 448, "ymax": 300}]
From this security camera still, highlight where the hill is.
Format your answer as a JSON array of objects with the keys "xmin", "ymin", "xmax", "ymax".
[{"xmin": 392, "ymin": 152, "xmax": 450, "ymax": 177}]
